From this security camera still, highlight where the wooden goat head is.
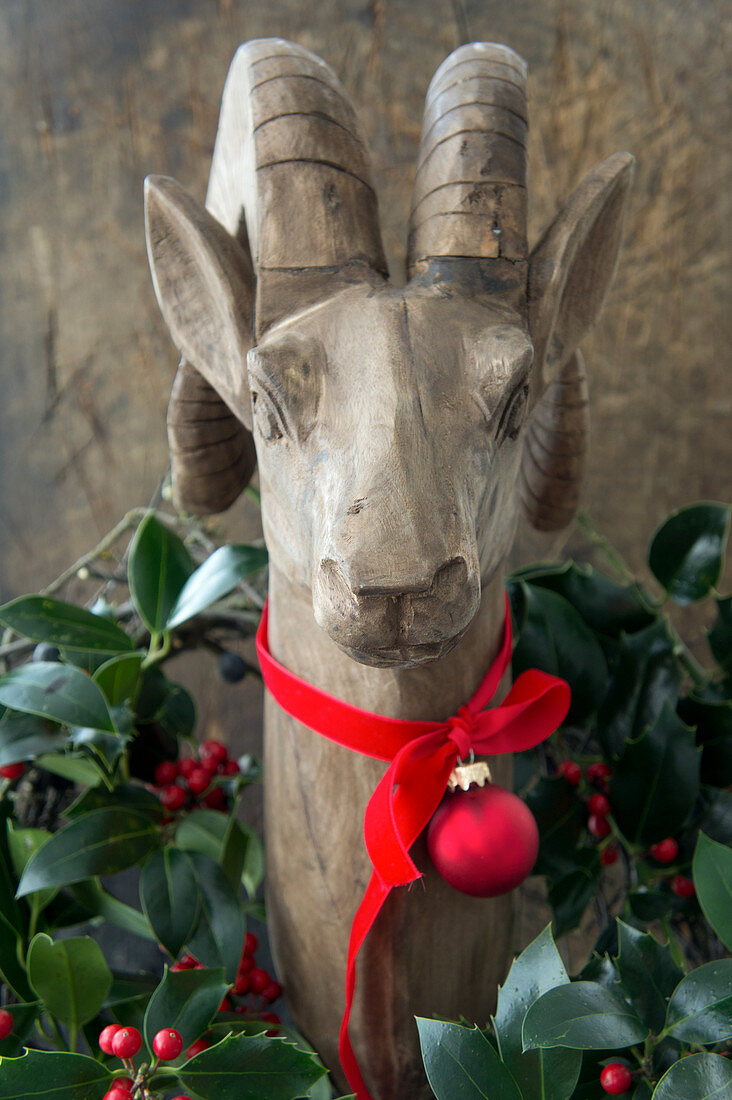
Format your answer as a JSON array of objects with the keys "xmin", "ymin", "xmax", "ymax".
[{"xmin": 145, "ymin": 38, "xmax": 633, "ymax": 669}]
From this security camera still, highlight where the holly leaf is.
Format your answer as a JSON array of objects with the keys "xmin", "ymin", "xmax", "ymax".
[
  {"xmin": 127, "ymin": 513, "xmax": 195, "ymax": 634},
  {"xmin": 678, "ymin": 692, "xmax": 732, "ymax": 789},
  {"xmin": 519, "ymin": 562, "xmax": 654, "ymax": 637},
  {"xmin": 493, "ymin": 925, "xmax": 581, "ymax": 1100},
  {"xmin": 0, "ymin": 909, "xmax": 35, "ymax": 1001},
  {"xmin": 522, "ymin": 983, "xmax": 647, "ymax": 1050},
  {"xmin": 0, "ymin": 711, "xmax": 66, "ymax": 766},
  {"xmin": 93, "ymin": 653, "xmax": 144, "ymax": 706},
  {"xmin": 65, "ymin": 782, "xmax": 165, "ymax": 822},
  {"xmin": 0, "ymin": 1002, "xmax": 40, "ymax": 1058},
  {"xmin": 0, "ymin": 1049, "xmax": 113, "ymax": 1099},
  {"xmin": 708, "ymin": 596, "xmax": 732, "ymax": 672},
  {"xmin": 511, "ymin": 584, "xmax": 608, "ymax": 724},
  {"xmin": 526, "ymin": 776, "xmax": 583, "ymax": 879},
  {"xmin": 649, "ymin": 502, "xmax": 731, "ymax": 605},
  {"xmin": 613, "ymin": 920, "xmax": 683, "ymax": 1032},
  {"xmin": 143, "ymin": 965, "xmax": 229, "ymax": 1056},
  {"xmin": 417, "ymin": 1018, "xmax": 521, "ymax": 1100},
  {"xmin": 597, "ymin": 620, "xmax": 681, "ymax": 759},
  {"xmin": 653, "ymin": 1053, "xmax": 732, "ymax": 1100},
  {"xmin": 0, "ymin": 596, "xmax": 134, "ymax": 654},
  {"xmin": 692, "ymin": 831, "xmax": 732, "ymax": 951},
  {"xmin": 166, "ymin": 544, "xmax": 268, "ymax": 629},
  {"xmin": 0, "ymin": 663, "xmax": 114, "ymax": 732},
  {"xmin": 27, "ymin": 933, "xmax": 112, "ymax": 1031},
  {"xmin": 665, "ymin": 958, "xmax": 732, "ymax": 1043},
  {"xmin": 185, "ymin": 851, "xmax": 244, "ymax": 982},
  {"xmin": 177, "ymin": 1032, "xmax": 327, "ymax": 1100},
  {"xmin": 609, "ymin": 701, "xmax": 700, "ymax": 844},
  {"xmin": 140, "ymin": 847, "xmax": 200, "ymax": 958},
  {"xmin": 547, "ymin": 852, "xmax": 601, "ymax": 936},
  {"xmin": 16, "ymin": 808, "xmax": 160, "ymax": 897}
]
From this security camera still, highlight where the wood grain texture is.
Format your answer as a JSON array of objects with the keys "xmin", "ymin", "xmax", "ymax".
[{"xmin": 144, "ymin": 36, "xmax": 635, "ymax": 1097}]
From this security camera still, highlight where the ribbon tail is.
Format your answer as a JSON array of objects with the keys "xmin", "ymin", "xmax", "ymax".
[{"xmin": 339, "ymin": 871, "xmax": 390, "ymax": 1100}]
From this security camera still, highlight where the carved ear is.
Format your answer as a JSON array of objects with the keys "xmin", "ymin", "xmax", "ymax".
[
  {"xmin": 521, "ymin": 152, "xmax": 634, "ymax": 532},
  {"xmin": 145, "ymin": 174, "xmax": 257, "ymax": 515},
  {"xmin": 144, "ymin": 174, "xmax": 255, "ymax": 428},
  {"xmin": 528, "ymin": 152, "xmax": 634, "ymax": 387}
]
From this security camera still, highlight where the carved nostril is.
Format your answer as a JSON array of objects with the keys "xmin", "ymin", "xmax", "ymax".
[
  {"xmin": 317, "ymin": 558, "xmax": 359, "ymax": 609},
  {"xmin": 430, "ymin": 557, "xmax": 469, "ymax": 596}
]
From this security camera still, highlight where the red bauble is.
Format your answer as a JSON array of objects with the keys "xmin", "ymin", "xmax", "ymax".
[{"xmin": 427, "ymin": 784, "xmax": 539, "ymax": 898}]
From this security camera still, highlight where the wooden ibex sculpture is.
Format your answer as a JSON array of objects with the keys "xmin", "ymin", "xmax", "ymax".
[{"xmin": 144, "ymin": 38, "xmax": 633, "ymax": 1098}]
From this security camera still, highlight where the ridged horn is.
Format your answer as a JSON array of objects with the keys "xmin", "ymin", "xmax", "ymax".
[
  {"xmin": 520, "ymin": 350, "xmax": 589, "ymax": 531},
  {"xmin": 205, "ymin": 38, "xmax": 388, "ymax": 334},
  {"xmin": 407, "ymin": 43, "xmax": 528, "ymax": 307}
]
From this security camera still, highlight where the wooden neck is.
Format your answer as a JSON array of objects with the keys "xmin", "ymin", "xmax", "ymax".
[{"xmin": 266, "ymin": 564, "xmax": 507, "ymax": 723}]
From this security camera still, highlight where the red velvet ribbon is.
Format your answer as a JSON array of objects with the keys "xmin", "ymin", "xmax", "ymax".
[{"xmin": 256, "ymin": 595, "xmax": 570, "ymax": 1100}]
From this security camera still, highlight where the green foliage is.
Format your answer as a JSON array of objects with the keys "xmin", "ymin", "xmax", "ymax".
[
  {"xmin": 693, "ymin": 832, "xmax": 732, "ymax": 951},
  {"xmin": 175, "ymin": 1031, "xmax": 328, "ymax": 1100},
  {"xmin": 26, "ymin": 933, "xmax": 112, "ymax": 1037},
  {"xmin": 0, "ymin": 1049, "xmax": 113, "ymax": 1098},
  {"xmin": 140, "ymin": 846, "xmax": 200, "ymax": 957},
  {"xmin": 648, "ymin": 503, "xmax": 731, "ymax": 605},
  {"xmin": 142, "ymin": 964, "xmax": 229, "ymax": 1055}
]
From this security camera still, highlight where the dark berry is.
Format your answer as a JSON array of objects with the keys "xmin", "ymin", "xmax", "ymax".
[
  {"xmin": 0, "ymin": 763, "xmax": 25, "ymax": 780},
  {"xmin": 649, "ymin": 837, "xmax": 679, "ymax": 864},
  {"xmin": 111, "ymin": 1026, "xmax": 142, "ymax": 1059},
  {"xmin": 243, "ymin": 932, "xmax": 258, "ymax": 956},
  {"xmin": 234, "ymin": 971, "xmax": 250, "ymax": 995},
  {"xmin": 588, "ymin": 814, "xmax": 612, "ymax": 839},
  {"xmin": 0, "ymin": 1009, "xmax": 14, "ymax": 1040},
  {"xmin": 161, "ymin": 785, "xmax": 187, "ymax": 811},
  {"xmin": 557, "ymin": 760, "xmax": 582, "ymax": 787},
  {"xmin": 186, "ymin": 768, "xmax": 211, "ymax": 795},
  {"xmin": 222, "ymin": 760, "xmax": 240, "ymax": 776},
  {"xmin": 153, "ymin": 1028, "xmax": 184, "ymax": 1060},
  {"xmin": 32, "ymin": 643, "xmax": 60, "ymax": 662},
  {"xmin": 587, "ymin": 762, "xmax": 612, "ymax": 787},
  {"xmin": 600, "ymin": 1062, "xmax": 632, "ymax": 1094},
  {"xmin": 203, "ymin": 786, "xmax": 225, "ymax": 809},
  {"xmin": 671, "ymin": 874, "xmax": 695, "ymax": 898},
  {"xmin": 99, "ymin": 1024, "xmax": 122, "ymax": 1055},
  {"xmin": 217, "ymin": 652, "xmax": 248, "ymax": 683},
  {"xmin": 218, "ymin": 995, "xmax": 233, "ymax": 1013},
  {"xmin": 587, "ymin": 792, "xmax": 610, "ymax": 817},
  {"xmin": 154, "ymin": 760, "xmax": 178, "ymax": 787},
  {"xmin": 601, "ymin": 844, "xmax": 619, "ymax": 866},
  {"xmin": 186, "ymin": 1038, "xmax": 210, "ymax": 1060}
]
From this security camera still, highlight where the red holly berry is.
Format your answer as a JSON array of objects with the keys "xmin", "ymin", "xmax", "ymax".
[
  {"xmin": 0, "ymin": 763, "xmax": 25, "ymax": 780},
  {"xmin": 261, "ymin": 1011, "xmax": 281, "ymax": 1034},
  {"xmin": 201, "ymin": 739, "xmax": 228, "ymax": 763},
  {"xmin": 177, "ymin": 757, "xmax": 197, "ymax": 779},
  {"xmin": 222, "ymin": 760, "xmax": 240, "ymax": 776},
  {"xmin": 219, "ymin": 995, "xmax": 233, "ymax": 1013},
  {"xmin": 99, "ymin": 1024, "xmax": 122, "ymax": 1055},
  {"xmin": 161, "ymin": 785, "xmax": 187, "ymax": 812},
  {"xmin": 601, "ymin": 844, "xmax": 619, "ymax": 866},
  {"xmin": 587, "ymin": 793, "xmax": 611, "ymax": 817},
  {"xmin": 557, "ymin": 760, "xmax": 582, "ymax": 787},
  {"xmin": 671, "ymin": 874, "xmax": 696, "ymax": 898},
  {"xmin": 111, "ymin": 1026, "xmax": 142, "ymax": 1059},
  {"xmin": 243, "ymin": 932, "xmax": 258, "ymax": 956},
  {"xmin": 203, "ymin": 786, "xmax": 225, "ymax": 809},
  {"xmin": 186, "ymin": 1038, "xmax": 210, "ymax": 1060},
  {"xmin": 649, "ymin": 837, "xmax": 679, "ymax": 864},
  {"xmin": 587, "ymin": 762, "xmax": 612, "ymax": 787},
  {"xmin": 234, "ymin": 972, "xmax": 250, "ymax": 995},
  {"xmin": 153, "ymin": 1028, "xmax": 183, "ymax": 1061},
  {"xmin": 170, "ymin": 1096, "xmax": 195, "ymax": 1100},
  {"xmin": 186, "ymin": 767, "xmax": 211, "ymax": 795},
  {"xmin": 104, "ymin": 1089, "xmax": 133, "ymax": 1100},
  {"xmin": 588, "ymin": 814, "xmax": 612, "ymax": 839},
  {"xmin": 427, "ymin": 784, "xmax": 539, "ymax": 897},
  {"xmin": 239, "ymin": 956, "xmax": 254, "ymax": 976},
  {"xmin": 153, "ymin": 760, "xmax": 178, "ymax": 787},
  {"xmin": 248, "ymin": 968, "xmax": 271, "ymax": 995},
  {"xmin": 172, "ymin": 953, "xmax": 198, "ymax": 971},
  {"xmin": 262, "ymin": 980, "xmax": 283, "ymax": 1004},
  {"xmin": 108, "ymin": 1079, "xmax": 134, "ymax": 1096},
  {"xmin": 600, "ymin": 1062, "xmax": 632, "ymax": 1094},
  {"xmin": 0, "ymin": 1009, "xmax": 14, "ymax": 1040}
]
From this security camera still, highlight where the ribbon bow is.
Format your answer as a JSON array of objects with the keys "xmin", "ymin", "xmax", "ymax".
[{"xmin": 256, "ymin": 595, "xmax": 570, "ymax": 1100}]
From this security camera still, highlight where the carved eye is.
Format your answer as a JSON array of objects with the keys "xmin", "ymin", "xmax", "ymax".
[
  {"xmin": 496, "ymin": 380, "xmax": 529, "ymax": 444},
  {"xmin": 250, "ymin": 387, "xmax": 285, "ymax": 444}
]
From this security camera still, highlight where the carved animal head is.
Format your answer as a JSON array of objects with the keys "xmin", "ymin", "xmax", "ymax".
[{"xmin": 145, "ymin": 39, "xmax": 633, "ymax": 668}]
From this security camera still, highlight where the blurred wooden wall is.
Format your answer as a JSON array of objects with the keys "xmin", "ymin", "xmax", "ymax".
[{"xmin": 1, "ymin": 0, "xmax": 729, "ymax": 816}]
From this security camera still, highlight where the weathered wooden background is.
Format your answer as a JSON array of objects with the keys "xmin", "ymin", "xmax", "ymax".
[{"xmin": 1, "ymin": 0, "xmax": 729, "ymax": 964}]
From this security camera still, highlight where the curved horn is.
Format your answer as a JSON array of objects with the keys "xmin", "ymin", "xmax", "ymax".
[
  {"xmin": 407, "ymin": 43, "xmax": 528, "ymax": 307},
  {"xmin": 206, "ymin": 38, "xmax": 388, "ymax": 334}
]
